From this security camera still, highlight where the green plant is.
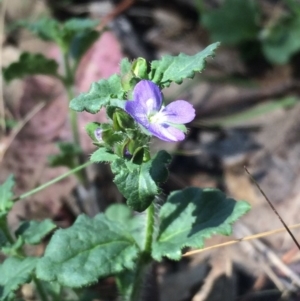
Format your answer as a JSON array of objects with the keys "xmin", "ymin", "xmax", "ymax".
[
  {"xmin": 198, "ymin": 0, "xmax": 300, "ymax": 65},
  {"xmin": 0, "ymin": 17, "xmax": 251, "ymax": 301}
]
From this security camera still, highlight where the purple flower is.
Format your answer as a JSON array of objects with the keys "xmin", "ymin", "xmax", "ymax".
[
  {"xmin": 94, "ymin": 128, "xmax": 102, "ymax": 142},
  {"xmin": 125, "ymin": 80, "xmax": 195, "ymax": 142}
]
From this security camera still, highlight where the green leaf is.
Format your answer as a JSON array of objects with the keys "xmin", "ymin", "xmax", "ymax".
[
  {"xmin": 149, "ymin": 150, "xmax": 172, "ymax": 183},
  {"xmin": 108, "ymin": 99, "xmax": 126, "ymax": 111},
  {"xmin": 90, "ymin": 147, "xmax": 119, "ymax": 163},
  {"xmin": 69, "ymin": 74, "xmax": 124, "ymax": 113},
  {"xmin": 36, "ymin": 214, "xmax": 139, "ymax": 287},
  {"xmin": 102, "ymin": 128, "xmax": 126, "ymax": 150},
  {"xmin": 120, "ymin": 58, "xmax": 134, "ymax": 92},
  {"xmin": 18, "ymin": 18, "xmax": 60, "ymax": 42},
  {"xmin": 0, "ymin": 175, "xmax": 14, "ymax": 213},
  {"xmin": 62, "ymin": 19, "xmax": 99, "ymax": 52},
  {"xmin": 105, "ymin": 204, "xmax": 132, "ymax": 225},
  {"xmin": 152, "ymin": 187, "xmax": 251, "ymax": 260},
  {"xmin": 0, "ymin": 257, "xmax": 37, "ymax": 301},
  {"xmin": 112, "ymin": 109, "xmax": 135, "ymax": 132},
  {"xmin": 261, "ymin": 14, "xmax": 300, "ymax": 64},
  {"xmin": 111, "ymin": 159, "xmax": 156, "ymax": 212},
  {"xmin": 111, "ymin": 151, "xmax": 171, "ymax": 212},
  {"xmin": 105, "ymin": 204, "xmax": 146, "ymax": 250},
  {"xmin": 201, "ymin": 0, "xmax": 260, "ymax": 45},
  {"xmin": 19, "ymin": 18, "xmax": 99, "ymax": 53},
  {"xmin": 61, "ymin": 19, "xmax": 99, "ymax": 54},
  {"xmin": 3, "ymin": 53, "xmax": 59, "ymax": 82},
  {"xmin": 15, "ymin": 219, "xmax": 56, "ymax": 245},
  {"xmin": 0, "ymin": 237, "xmax": 24, "ymax": 256},
  {"xmin": 48, "ymin": 142, "xmax": 82, "ymax": 169},
  {"xmin": 111, "ymin": 159, "xmax": 155, "ymax": 211},
  {"xmin": 150, "ymin": 42, "xmax": 220, "ymax": 86},
  {"xmin": 70, "ymin": 30, "xmax": 99, "ymax": 61},
  {"xmin": 63, "ymin": 18, "xmax": 99, "ymax": 33},
  {"xmin": 120, "ymin": 58, "xmax": 132, "ymax": 76}
]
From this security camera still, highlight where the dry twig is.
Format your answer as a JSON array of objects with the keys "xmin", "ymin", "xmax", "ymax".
[{"xmin": 0, "ymin": 102, "xmax": 46, "ymax": 162}]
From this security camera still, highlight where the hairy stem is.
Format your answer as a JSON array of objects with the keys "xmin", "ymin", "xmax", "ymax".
[
  {"xmin": 144, "ymin": 203, "xmax": 155, "ymax": 254},
  {"xmin": 12, "ymin": 162, "xmax": 92, "ymax": 202},
  {"xmin": 129, "ymin": 203, "xmax": 155, "ymax": 301}
]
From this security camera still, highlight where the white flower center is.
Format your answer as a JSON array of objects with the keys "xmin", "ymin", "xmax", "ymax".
[{"xmin": 148, "ymin": 109, "xmax": 166, "ymax": 124}]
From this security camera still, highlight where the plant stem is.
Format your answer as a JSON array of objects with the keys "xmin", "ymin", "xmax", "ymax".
[
  {"xmin": 63, "ymin": 52, "xmax": 80, "ymax": 149},
  {"xmin": 129, "ymin": 203, "xmax": 155, "ymax": 301},
  {"xmin": 34, "ymin": 277, "xmax": 49, "ymax": 301},
  {"xmin": 144, "ymin": 203, "xmax": 155, "ymax": 254},
  {"xmin": 67, "ymin": 86, "xmax": 81, "ymax": 150},
  {"xmin": 12, "ymin": 162, "xmax": 92, "ymax": 202},
  {"xmin": 62, "ymin": 51, "xmax": 89, "ymax": 187},
  {"xmin": 66, "ymin": 84, "xmax": 89, "ymax": 186},
  {"xmin": 63, "ymin": 52, "xmax": 73, "ymax": 86}
]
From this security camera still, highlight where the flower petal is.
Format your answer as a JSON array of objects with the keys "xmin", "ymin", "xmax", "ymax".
[
  {"xmin": 133, "ymin": 80, "xmax": 162, "ymax": 113},
  {"xmin": 125, "ymin": 100, "xmax": 150, "ymax": 128},
  {"xmin": 148, "ymin": 123, "xmax": 185, "ymax": 142},
  {"xmin": 161, "ymin": 100, "xmax": 195, "ymax": 124},
  {"xmin": 94, "ymin": 128, "xmax": 103, "ymax": 141}
]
